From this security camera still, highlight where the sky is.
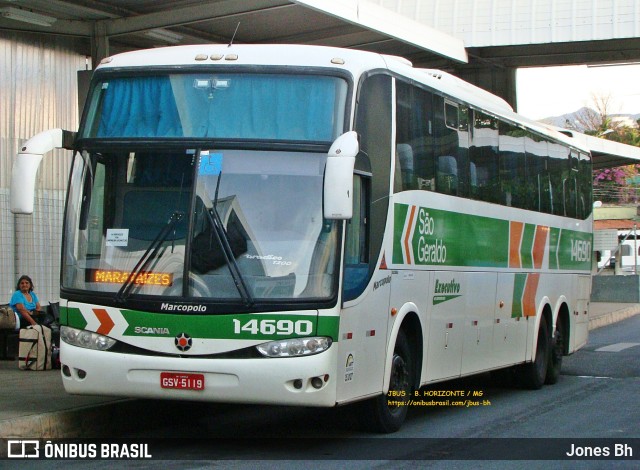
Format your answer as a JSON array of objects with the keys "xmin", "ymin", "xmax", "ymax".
[{"xmin": 516, "ymin": 63, "xmax": 640, "ymax": 121}]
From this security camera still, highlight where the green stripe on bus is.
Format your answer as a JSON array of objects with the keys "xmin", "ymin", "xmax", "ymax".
[
  {"xmin": 64, "ymin": 307, "xmax": 339, "ymax": 341},
  {"xmin": 511, "ymin": 274, "xmax": 527, "ymax": 318},
  {"xmin": 65, "ymin": 307, "xmax": 88, "ymax": 330},
  {"xmin": 317, "ymin": 315, "xmax": 340, "ymax": 340},
  {"xmin": 556, "ymin": 229, "xmax": 593, "ymax": 270},
  {"xmin": 393, "ymin": 203, "xmax": 591, "ymax": 271},
  {"xmin": 392, "ymin": 203, "xmax": 410, "ymax": 264},
  {"xmin": 549, "ymin": 227, "xmax": 561, "ymax": 270},
  {"xmin": 520, "ymin": 224, "xmax": 535, "ymax": 269},
  {"xmin": 393, "ymin": 203, "xmax": 510, "ymax": 268}
]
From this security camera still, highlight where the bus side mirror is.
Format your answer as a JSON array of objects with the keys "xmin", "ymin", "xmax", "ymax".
[
  {"xmin": 324, "ymin": 131, "xmax": 358, "ymax": 220},
  {"xmin": 10, "ymin": 129, "xmax": 74, "ymax": 214}
]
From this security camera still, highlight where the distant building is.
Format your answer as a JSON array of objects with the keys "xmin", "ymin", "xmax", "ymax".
[{"xmin": 611, "ymin": 115, "xmax": 638, "ymax": 128}]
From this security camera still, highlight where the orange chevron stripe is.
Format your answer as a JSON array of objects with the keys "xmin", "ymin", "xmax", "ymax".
[
  {"xmin": 93, "ymin": 308, "xmax": 115, "ymax": 335},
  {"xmin": 509, "ymin": 221, "xmax": 524, "ymax": 268},
  {"xmin": 522, "ymin": 273, "xmax": 540, "ymax": 317},
  {"xmin": 532, "ymin": 226, "xmax": 549, "ymax": 269},
  {"xmin": 403, "ymin": 205, "xmax": 416, "ymax": 265}
]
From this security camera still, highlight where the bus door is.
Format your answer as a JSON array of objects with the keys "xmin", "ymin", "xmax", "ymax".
[
  {"xmin": 461, "ymin": 273, "xmax": 498, "ymax": 374},
  {"xmin": 337, "ymin": 174, "xmax": 390, "ymax": 402}
]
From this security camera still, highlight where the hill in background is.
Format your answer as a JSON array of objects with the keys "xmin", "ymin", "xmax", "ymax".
[{"xmin": 538, "ymin": 107, "xmax": 640, "ymax": 132}]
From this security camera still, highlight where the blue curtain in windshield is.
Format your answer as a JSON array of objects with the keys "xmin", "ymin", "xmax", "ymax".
[
  {"xmin": 97, "ymin": 77, "xmax": 183, "ymax": 137},
  {"xmin": 94, "ymin": 75, "xmax": 339, "ymax": 141}
]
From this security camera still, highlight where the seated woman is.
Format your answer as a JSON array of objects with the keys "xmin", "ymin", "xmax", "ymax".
[{"xmin": 10, "ymin": 275, "xmax": 42, "ymax": 328}]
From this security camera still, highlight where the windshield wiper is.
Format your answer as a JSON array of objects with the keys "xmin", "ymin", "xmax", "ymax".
[
  {"xmin": 115, "ymin": 211, "xmax": 184, "ymax": 303},
  {"xmin": 206, "ymin": 171, "xmax": 254, "ymax": 307}
]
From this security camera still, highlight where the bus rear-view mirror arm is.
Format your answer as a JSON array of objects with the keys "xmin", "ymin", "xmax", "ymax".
[
  {"xmin": 10, "ymin": 128, "xmax": 75, "ymax": 214},
  {"xmin": 323, "ymin": 131, "xmax": 358, "ymax": 220}
]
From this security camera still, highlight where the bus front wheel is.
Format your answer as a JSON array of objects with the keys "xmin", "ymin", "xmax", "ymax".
[{"xmin": 361, "ymin": 329, "xmax": 414, "ymax": 433}]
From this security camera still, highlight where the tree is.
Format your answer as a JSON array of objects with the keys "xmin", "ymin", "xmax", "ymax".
[
  {"xmin": 573, "ymin": 93, "xmax": 623, "ymax": 136},
  {"xmin": 582, "ymin": 95, "xmax": 640, "ymax": 204}
]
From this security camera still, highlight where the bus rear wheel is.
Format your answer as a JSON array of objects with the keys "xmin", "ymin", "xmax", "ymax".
[
  {"xmin": 516, "ymin": 315, "xmax": 550, "ymax": 390},
  {"xmin": 361, "ymin": 330, "xmax": 413, "ymax": 433},
  {"xmin": 545, "ymin": 318, "xmax": 564, "ymax": 385}
]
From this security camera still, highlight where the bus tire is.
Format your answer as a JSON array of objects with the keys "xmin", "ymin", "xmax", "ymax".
[
  {"xmin": 545, "ymin": 318, "xmax": 564, "ymax": 385},
  {"xmin": 516, "ymin": 315, "xmax": 550, "ymax": 390},
  {"xmin": 361, "ymin": 329, "xmax": 413, "ymax": 433}
]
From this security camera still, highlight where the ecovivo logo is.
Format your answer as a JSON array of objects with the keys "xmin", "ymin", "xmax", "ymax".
[{"xmin": 433, "ymin": 278, "xmax": 462, "ymax": 305}]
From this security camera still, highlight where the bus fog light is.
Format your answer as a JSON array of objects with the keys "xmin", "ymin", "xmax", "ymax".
[
  {"xmin": 61, "ymin": 326, "xmax": 117, "ymax": 351},
  {"xmin": 256, "ymin": 337, "xmax": 332, "ymax": 358},
  {"xmin": 311, "ymin": 377, "xmax": 323, "ymax": 389},
  {"xmin": 293, "ymin": 379, "xmax": 303, "ymax": 389}
]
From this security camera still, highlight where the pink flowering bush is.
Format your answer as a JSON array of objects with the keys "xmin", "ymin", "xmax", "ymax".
[{"xmin": 593, "ymin": 165, "xmax": 640, "ymax": 203}]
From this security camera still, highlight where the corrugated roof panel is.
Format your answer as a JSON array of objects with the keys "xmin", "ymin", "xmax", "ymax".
[{"xmin": 372, "ymin": 0, "xmax": 640, "ymax": 47}]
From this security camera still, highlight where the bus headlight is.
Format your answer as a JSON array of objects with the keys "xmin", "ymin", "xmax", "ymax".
[
  {"xmin": 256, "ymin": 337, "xmax": 332, "ymax": 358},
  {"xmin": 60, "ymin": 326, "xmax": 117, "ymax": 351}
]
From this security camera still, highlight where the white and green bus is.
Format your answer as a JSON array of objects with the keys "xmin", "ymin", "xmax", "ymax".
[{"xmin": 11, "ymin": 45, "xmax": 592, "ymax": 432}]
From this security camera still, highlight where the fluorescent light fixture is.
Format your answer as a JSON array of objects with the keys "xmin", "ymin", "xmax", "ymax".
[
  {"xmin": 0, "ymin": 7, "xmax": 56, "ymax": 27},
  {"xmin": 144, "ymin": 29, "xmax": 183, "ymax": 44}
]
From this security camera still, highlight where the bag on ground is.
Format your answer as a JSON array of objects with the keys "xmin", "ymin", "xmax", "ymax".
[
  {"xmin": 0, "ymin": 305, "xmax": 16, "ymax": 330},
  {"xmin": 18, "ymin": 325, "xmax": 52, "ymax": 370}
]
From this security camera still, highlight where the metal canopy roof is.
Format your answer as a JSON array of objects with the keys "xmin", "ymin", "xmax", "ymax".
[
  {"xmin": 0, "ymin": 0, "xmax": 467, "ymax": 65},
  {"xmin": 557, "ymin": 130, "xmax": 640, "ymax": 170},
  {"xmin": 2, "ymin": 0, "xmax": 640, "ymax": 170}
]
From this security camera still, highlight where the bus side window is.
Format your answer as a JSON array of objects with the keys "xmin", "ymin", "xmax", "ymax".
[
  {"xmin": 437, "ymin": 155, "xmax": 458, "ymax": 194},
  {"xmin": 394, "ymin": 80, "xmax": 435, "ymax": 192},
  {"xmin": 395, "ymin": 143, "xmax": 415, "ymax": 190},
  {"xmin": 434, "ymin": 96, "xmax": 463, "ymax": 196},
  {"xmin": 343, "ymin": 174, "xmax": 370, "ymax": 302},
  {"xmin": 470, "ymin": 110, "xmax": 500, "ymax": 204}
]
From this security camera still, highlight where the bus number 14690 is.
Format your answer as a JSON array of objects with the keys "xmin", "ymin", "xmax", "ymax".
[{"xmin": 232, "ymin": 319, "xmax": 313, "ymax": 336}]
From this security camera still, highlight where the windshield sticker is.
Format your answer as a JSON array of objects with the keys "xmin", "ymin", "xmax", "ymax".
[
  {"xmin": 199, "ymin": 152, "xmax": 223, "ymax": 175},
  {"xmin": 106, "ymin": 228, "xmax": 129, "ymax": 246},
  {"xmin": 245, "ymin": 254, "xmax": 292, "ymax": 266}
]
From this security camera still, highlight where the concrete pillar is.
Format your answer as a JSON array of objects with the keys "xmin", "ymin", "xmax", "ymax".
[{"xmin": 90, "ymin": 21, "xmax": 110, "ymax": 69}]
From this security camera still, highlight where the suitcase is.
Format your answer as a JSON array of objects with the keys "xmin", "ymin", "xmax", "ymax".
[{"xmin": 18, "ymin": 325, "xmax": 52, "ymax": 370}]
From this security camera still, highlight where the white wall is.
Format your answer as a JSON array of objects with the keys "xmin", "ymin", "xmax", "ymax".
[{"xmin": 0, "ymin": 32, "xmax": 86, "ymax": 305}]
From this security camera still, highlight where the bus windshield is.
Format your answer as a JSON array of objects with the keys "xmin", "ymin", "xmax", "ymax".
[
  {"xmin": 62, "ymin": 147, "xmax": 339, "ymax": 303},
  {"xmin": 80, "ymin": 73, "xmax": 347, "ymax": 142}
]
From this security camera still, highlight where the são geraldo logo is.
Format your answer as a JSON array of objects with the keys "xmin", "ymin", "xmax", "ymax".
[{"xmin": 412, "ymin": 207, "xmax": 447, "ymax": 264}]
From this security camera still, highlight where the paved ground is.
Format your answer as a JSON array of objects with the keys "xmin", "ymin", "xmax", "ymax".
[{"xmin": 0, "ymin": 302, "xmax": 639, "ymax": 439}]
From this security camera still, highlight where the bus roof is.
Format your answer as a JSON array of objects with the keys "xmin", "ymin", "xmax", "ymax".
[
  {"xmin": 97, "ymin": 43, "xmax": 389, "ymax": 75},
  {"xmin": 97, "ymin": 44, "xmax": 590, "ymax": 153}
]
